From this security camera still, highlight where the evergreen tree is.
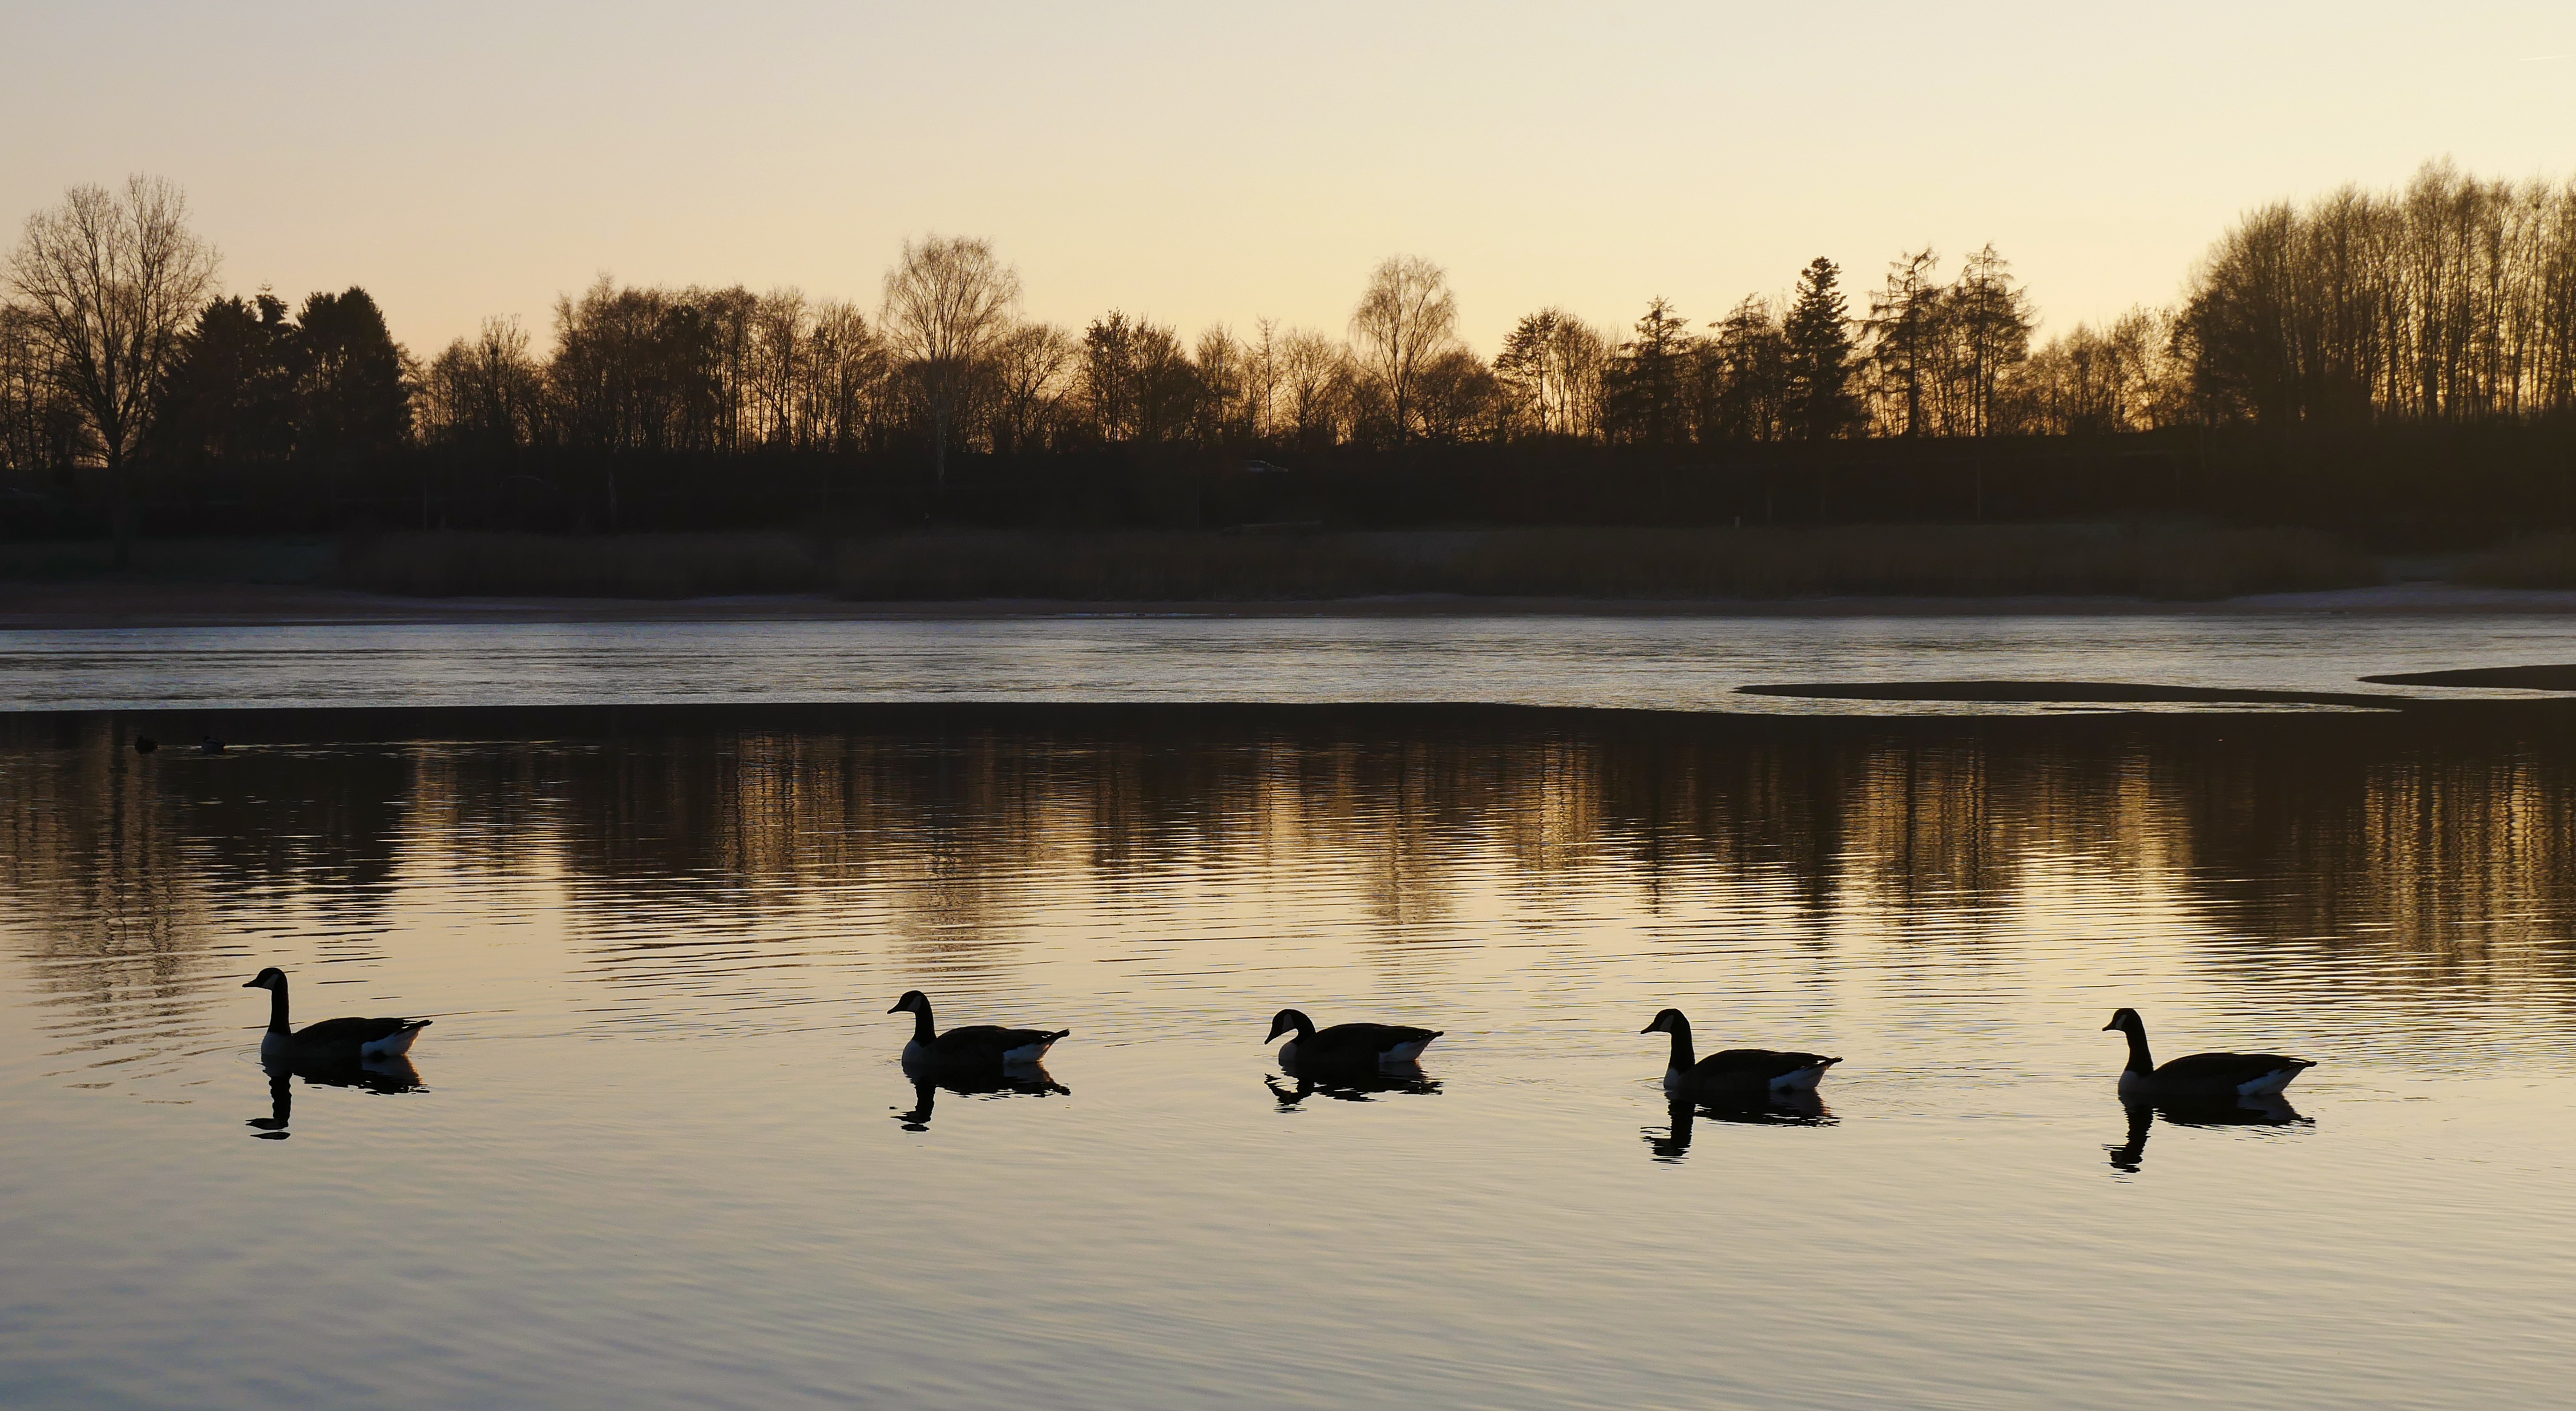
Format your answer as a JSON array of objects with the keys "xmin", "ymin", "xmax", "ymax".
[
  {"xmin": 1783, "ymin": 257, "xmax": 1859, "ymax": 440},
  {"xmin": 155, "ymin": 293, "xmax": 300, "ymax": 465},
  {"xmin": 1602, "ymin": 297, "xmax": 1693, "ymax": 444},
  {"xmin": 294, "ymin": 287, "xmax": 411, "ymax": 461}
]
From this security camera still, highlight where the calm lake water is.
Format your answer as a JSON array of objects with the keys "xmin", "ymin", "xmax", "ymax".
[
  {"xmin": 5, "ymin": 695, "xmax": 2575, "ymax": 1410},
  {"xmin": 9, "ymin": 610, "xmax": 2576, "ymax": 712}
]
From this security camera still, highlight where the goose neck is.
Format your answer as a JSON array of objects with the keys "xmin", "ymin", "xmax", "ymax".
[
  {"xmin": 910, "ymin": 1003, "xmax": 938, "ymax": 1045},
  {"xmin": 267, "ymin": 982, "xmax": 292, "ymax": 1035},
  {"xmin": 2121, "ymin": 1023, "xmax": 2155, "ymax": 1076},
  {"xmin": 1665, "ymin": 1017, "xmax": 1695, "ymax": 1072}
]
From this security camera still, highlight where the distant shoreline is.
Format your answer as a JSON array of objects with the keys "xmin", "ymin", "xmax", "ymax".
[{"xmin": 9, "ymin": 579, "xmax": 2576, "ymax": 632}]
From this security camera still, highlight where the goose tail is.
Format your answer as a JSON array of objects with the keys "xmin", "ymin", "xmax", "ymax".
[{"xmin": 361, "ymin": 1019, "xmax": 432, "ymax": 1058}]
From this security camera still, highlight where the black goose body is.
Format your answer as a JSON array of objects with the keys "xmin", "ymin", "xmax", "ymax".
[
  {"xmin": 889, "ymin": 990, "xmax": 1068, "ymax": 1067},
  {"xmin": 1265, "ymin": 1009, "xmax": 1442, "ymax": 1069},
  {"xmin": 1642, "ymin": 1008, "xmax": 1839, "ymax": 1095},
  {"xmin": 243, "ymin": 967, "xmax": 431, "ymax": 1058},
  {"xmin": 2103, "ymin": 1007, "xmax": 2313, "ymax": 1100}
]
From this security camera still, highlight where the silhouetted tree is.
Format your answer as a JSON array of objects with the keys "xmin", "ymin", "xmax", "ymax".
[
  {"xmin": 1494, "ymin": 308, "xmax": 1607, "ymax": 438},
  {"xmin": 1783, "ymin": 257, "xmax": 1859, "ymax": 440},
  {"xmin": 881, "ymin": 235, "xmax": 1018, "ymax": 480},
  {"xmin": 421, "ymin": 317, "xmax": 543, "ymax": 451},
  {"xmin": 1350, "ymin": 255, "xmax": 1457, "ymax": 444},
  {"xmin": 1864, "ymin": 249, "xmax": 1941, "ymax": 437},
  {"xmin": 5, "ymin": 176, "xmax": 217, "ymax": 564},
  {"xmin": 0, "ymin": 303, "xmax": 83, "ymax": 483},
  {"xmin": 1411, "ymin": 347, "xmax": 1500, "ymax": 442},
  {"xmin": 988, "ymin": 320, "xmax": 1075, "ymax": 454},
  {"xmin": 155, "ymin": 293, "xmax": 298, "ymax": 466},
  {"xmin": 294, "ymin": 287, "xmax": 411, "ymax": 462},
  {"xmin": 1697, "ymin": 296, "xmax": 1791, "ymax": 442},
  {"xmin": 1602, "ymin": 297, "xmax": 1694, "ymax": 444}
]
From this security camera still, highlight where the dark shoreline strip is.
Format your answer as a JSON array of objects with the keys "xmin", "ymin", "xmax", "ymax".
[
  {"xmin": 2360, "ymin": 664, "xmax": 2576, "ymax": 690},
  {"xmin": 1735, "ymin": 680, "xmax": 2407, "ymax": 708}
]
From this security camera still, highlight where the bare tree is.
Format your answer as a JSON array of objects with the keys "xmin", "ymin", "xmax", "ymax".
[
  {"xmin": 6, "ymin": 175, "xmax": 218, "ymax": 565},
  {"xmin": 881, "ymin": 235, "xmax": 1019, "ymax": 480},
  {"xmin": 1349, "ymin": 255, "xmax": 1457, "ymax": 443},
  {"xmin": 988, "ymin": 319, "xmax": 1076, "ymax": 454},
  {"xmin": 1277, "ymin": 328, "xmax": 1354, "ymax": 446},
  {"xmin": 1495, "ymin": 308, "xmax": 1609, "ymax": 438}
]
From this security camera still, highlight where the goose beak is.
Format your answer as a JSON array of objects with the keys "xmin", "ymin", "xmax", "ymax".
[
  {"xmin": 242, "ymin": 978, "xmax": 261, "ymax": 989},
  {"xmin": 1638, "ymin": 1020, "xmax": 1658, "ymax": 1034},
  {"xmin": 886, "ymin": 1001, "xmax": 905, "ymax": 1014},
  {"xmin": 2101, "ymin": 1019, "xmax": 2118, "ymax": 1031}
]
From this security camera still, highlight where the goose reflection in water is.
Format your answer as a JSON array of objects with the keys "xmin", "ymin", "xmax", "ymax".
[
  {"xmin": 1264, "ymin": 1062, "xmax": 1442, "ymax": 1110},
  {"xmin": 2105, "ymin": 1094, "xmax": 2310, "ymax": 1173},
  {"xmin": 1645, "ymin": 1091, "xmax": 1834, "ymax": 1162},
  {"xmin": 894, "ymin": 1067, "xmax": 1068, "ymax": 1132},
  {"xmin": 246, "ymin": 1053, "xmax": 424, "ymax": 1140}
]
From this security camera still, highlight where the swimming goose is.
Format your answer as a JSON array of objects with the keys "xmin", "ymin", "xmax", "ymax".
[
  {"xmin": 887, "ymin": 990, "xmax": 1068, "ymax": 1067},
  {"xmin": 2103, "ymin": 1007, "xmax": 2313, "ymax": 1100},
  {"xmin": 243, "ymin": 967, "xmax": 431, "ymax": 1059},
  {"xmin": 133, "ymin": 736, "xmax": 158, "ymax": 755},
  {"xmin": 1264, "ymin": 1009, "xmax": 1442, "ymax": 1069},
  {"xmin": 200, "ymin": 735, "xmax": 227, "ymax": 755},
  {"xmin": 1641, "ymin": 1008, "xmax": 1839, "ymax": 1095}
]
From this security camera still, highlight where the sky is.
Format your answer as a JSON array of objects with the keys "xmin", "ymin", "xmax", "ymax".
[{"xmin": 2, "ymin": 1, "xmax": 2571, "ymax": 358}]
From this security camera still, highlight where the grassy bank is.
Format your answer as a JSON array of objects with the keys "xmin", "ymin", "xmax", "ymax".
[{"xmin": 314, "ymin": 525, "xmax": 2380, "ymax": 602}]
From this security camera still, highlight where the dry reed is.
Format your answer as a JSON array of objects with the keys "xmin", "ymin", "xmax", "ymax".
[
  {"xmin": 327, "ymin": 525, "xmax": 2378, "ymax": 602},
  {"xmin": 2460, "ymin": 534, "xmax": 2576, "ymax": 588}
]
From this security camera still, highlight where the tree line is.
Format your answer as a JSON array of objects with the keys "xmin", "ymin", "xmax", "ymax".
[{"xmin": 6, "ymin": 162, "xmax": 2576, "ymax": 552}]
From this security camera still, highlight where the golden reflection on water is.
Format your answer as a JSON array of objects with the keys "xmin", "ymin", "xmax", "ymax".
[{"xmin": 5, "ymin": 705, "xmax": 2576, "ymax": 1065}]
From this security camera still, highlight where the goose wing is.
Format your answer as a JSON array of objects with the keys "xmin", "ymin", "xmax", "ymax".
[
  {"xmin": 1693, "ymin": 1048, "xmax": 1838, "ymax": 1085},
  {"xmin": 1306, "ymin": 1022, "xmax": 1442, "ymax": 1062},
  {"xmin": 291, "ymin": 1016, "xmax": 427, "ymax": 1047},
  {"xmin": 2155, "ymin": 1051, "xmax": 2313, "ymax": 1092},
  {"xmin": 929, "ymin": 1024, "xmax": 1069, "ymax": 1063}
]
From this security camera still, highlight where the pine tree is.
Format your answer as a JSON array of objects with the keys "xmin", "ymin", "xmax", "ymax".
[{"xmin": 1783, "ymin": 257, "xmax": 1858, "ymax": 440}]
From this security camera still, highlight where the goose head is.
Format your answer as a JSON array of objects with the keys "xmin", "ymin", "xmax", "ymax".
[
  {"xmin": 243, "ymin": 967, "xmax": 286, "ymax": 992},
  {"xmin": 1640, "ymin": 1007, "xmax": 1689, "ymax": 1036},
  {"xmin": 1265, "ymin": 1009, "xmax": 1314, "ymax": 1043},
  {"xmin": 2102, "ymin": 1007, "xmax": 2143, "ymax": 1035},
  {"xmin": 887, "ymin": 990, "xmax": 930, "ymax": 1017}
]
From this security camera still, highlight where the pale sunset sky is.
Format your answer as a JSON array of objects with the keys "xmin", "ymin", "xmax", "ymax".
[{"xmin": 3, "ymin": 1, "xmax": 2570, "ymax": 356}]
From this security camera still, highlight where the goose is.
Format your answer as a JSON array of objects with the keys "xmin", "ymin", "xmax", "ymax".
[
  {"xmin": 133, "ymin": 736, "xmax": 158, "ymax": 755},
  {"xmin": 2103, "ymin": 1007, "xmax": 2313, "ymax": 1100},
  {"xmin": 1264, "ymin": 1009, "xmax": 1441, "ymax": 1069},
  {"xmin": 1641, "ymin": 1008, "xmax": 1839, "ymax": 1096},
  {"xmin": 887, "ymin": 990, "xmax": 1067, "ymax": 1067},
  {"xmin": 199, "ymin": 735, "xmax": 227, "ymax": 755},
  {"xmin": 243, "ymin": 967, "xmax": 431, "ymax": 1059}
]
